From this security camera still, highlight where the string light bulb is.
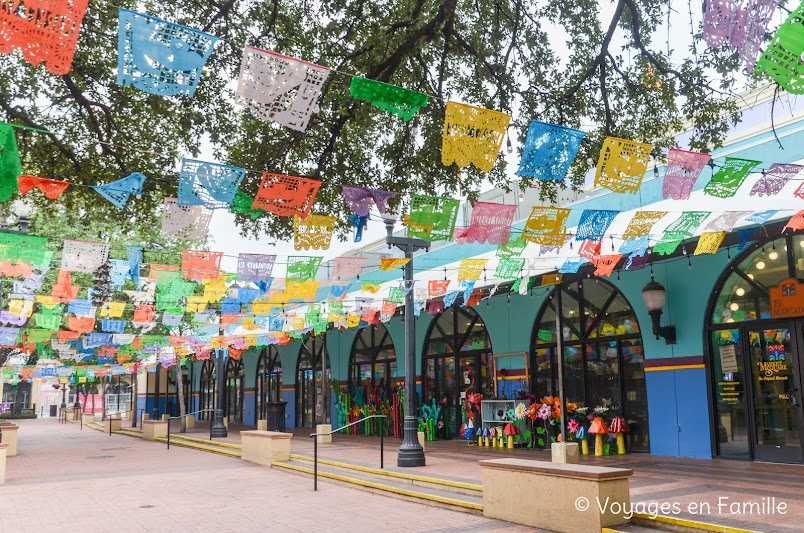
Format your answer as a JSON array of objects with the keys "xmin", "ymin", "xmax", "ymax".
[
  {"xmin": 769, "ymin": 241, "xmax": 778, "ymax": 260},
  {"xmin": 506, "ymin": 134, "xmax": 513, "ymax": 154}
]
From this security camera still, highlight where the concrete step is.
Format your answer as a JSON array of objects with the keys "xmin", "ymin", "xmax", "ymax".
[
  {"xmin": 153, "ymin": 436, "xmax": 241, "ymax": 458},
  {"xmin": 288, "ymin": 453, "xmax": 481, "ymax": 497},
  {"xmin": 114, "ymin": 429, "xmax": 143, "ymax": 439},
  {"xmin": 165, "ymin": 434, "xmax": 241, "ymax": 450},
  {"xmin": 273, "ymin": 458, "xmax": 483, "ymax": 514}
]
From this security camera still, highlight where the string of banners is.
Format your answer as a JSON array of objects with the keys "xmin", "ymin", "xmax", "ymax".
[
  {"xmin": 1, "ymin": 3, "xmax": 804, "ymax": 243},
  {"xmin": 0, "ymin": 193, "xmax": 798, "ymax": 373},
  {"xmin": 4, "ymin": 114, "xmax": 804, "ymax": 251}
]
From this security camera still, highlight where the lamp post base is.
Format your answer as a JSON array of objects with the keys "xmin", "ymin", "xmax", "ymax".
[
  {"xmin": 210, "ymin": 408, "xmax": 228, "ymax": 438},
  {"xmin": 397, "ymin": 416, "xmax": 425, "ymax": 467}
]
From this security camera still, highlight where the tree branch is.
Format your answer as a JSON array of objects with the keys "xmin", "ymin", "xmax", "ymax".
[
  {"xmin": 0, "ymin": 96, "xmax": 82, "ymax": 173},
  {"xmin": 61, "ymin": 75, "xmax": 128, "ymax": 174},
  {"xmin": 552, "ymin": 0, "xmax": 626, "ymax": 106}
]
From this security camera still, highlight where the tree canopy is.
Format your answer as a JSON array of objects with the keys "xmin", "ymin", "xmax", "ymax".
[{"xmin": 1, "ymin": 0, "xmax": 748, "ymax": 242}]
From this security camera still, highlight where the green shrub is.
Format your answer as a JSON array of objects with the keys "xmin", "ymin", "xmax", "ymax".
[{"xmin": 0, "ymin": 411, "xmax": 37, "ymax": 419}]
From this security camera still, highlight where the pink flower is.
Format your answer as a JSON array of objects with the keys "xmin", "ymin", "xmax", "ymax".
[
  {"xmin": 537, "ymin": 405, "xmax": 552, "ymax": 420},
  {"xmin": 568, "ymin": 419, "xmax": 580, "ymax": 434}
]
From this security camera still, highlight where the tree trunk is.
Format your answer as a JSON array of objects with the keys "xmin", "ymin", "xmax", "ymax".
[
  {"xmin": 90, "ymin": 384, "xmax": 96, "ymax": 415},
  {"xmin": 131, "ymin": 373, "xmax": 137, "ymax": 427},
  {"xmin": 176, "ymin": 363, "xmax": 187, "ymax": 432},
  {"xmin": 101, "ymin": 379, "xmax": 107, "ymax": 421},
  {"xmin": 11, "ymin": 381, "xmax": 25, "ymax": 414}
]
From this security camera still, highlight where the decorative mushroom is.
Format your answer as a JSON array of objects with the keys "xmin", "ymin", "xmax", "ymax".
[
  {"xmin": 588, "ymin": 416, "xmax": 609, "ymax": 457},
  {"xmin": 609, "ymin": 416, "xmax": 630, "ymax": 455},
  {"xmin": 504, "ymin": 423, "xmax": 517, "ymax": 449},
  {"xmin": 575, "ymin": 425, "xmax": 589, "ymax": 455},
  {"xmin": 483, "ymin": 427, "xmax": 490, "ymax": 447},
  {"xmin": 476, "ymin": 427, "xmax": 484, "ymax": 447}
]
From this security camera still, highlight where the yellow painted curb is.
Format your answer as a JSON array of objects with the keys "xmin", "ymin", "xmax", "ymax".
[
  {"xmin": 154, "ymin": 438, "xmax": 241, "ymax": 458},
  {"xmin": 273, "ymin": 461, "xmax": 483, "ymax": 511},
  {"xmin": 289, "ymin": 453, "xmax": 482, "ymax": 492},
  {"xmin": 634, "ymin": 512, "xmax": 762, "ymax": 533},
  {"xmin": 166, "ymin": 434, "xmax": 242, "ymax": 450}
]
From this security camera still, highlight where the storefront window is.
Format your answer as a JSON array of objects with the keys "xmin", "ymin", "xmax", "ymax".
[
  {"xmin": 296, "ymin": 334, "xmax": 330, "ymax": 429},
  {"xmin": 423, "ymin": 307, "xmax": 492, "ymax": 438},
  {"xmin": 531, "ymin": 279, "xmax": 649, "ymax": 452},
  {"xmin": 349, "ymin": 324, "xmax": 396, "ymax": 401},
  {"xmin": 256, "ymin": 347, "xmax": 282, "ymax": 421},
  {"xmin": 711, "ymin": 237, "xmax": 793, "ymax": 325}
]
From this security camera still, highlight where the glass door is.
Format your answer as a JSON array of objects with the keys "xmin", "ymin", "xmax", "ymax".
[{"xmin": 746, "ymin": 324, "xmax": 804, "ymax": 463}]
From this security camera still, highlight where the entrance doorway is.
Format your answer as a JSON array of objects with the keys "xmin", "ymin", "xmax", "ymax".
[
  {"xmin": 711, "ymin": 322, "xmax": 803, "ymax": 463},
  {"xmin": 708, "ymin": 233, "xmax": 804, "ymax": 463}
]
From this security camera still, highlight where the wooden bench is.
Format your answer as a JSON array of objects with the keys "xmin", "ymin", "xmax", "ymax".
[{"xmin": 479, "ymin": 458, "xmax": 632, "ymax": 533}]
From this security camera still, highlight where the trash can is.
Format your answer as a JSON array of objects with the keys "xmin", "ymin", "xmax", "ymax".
[
  {"xmin": 49, "ymin": 405, "xmax": 58, "ymax": 417},
  {"xmin": 265, "ymin": 402, "xmax": 287, "ymax": 432}
]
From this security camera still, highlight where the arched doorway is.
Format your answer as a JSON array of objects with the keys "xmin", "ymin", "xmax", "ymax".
[
  {"xmin": 296, "ymin": 334, "xmax": 331, "ymax": 429},
  {"xmin": 199, "ymin": 359, "xmax": 215, "ymax": 421},
  {"xmin": 256, "ymin": 346, "xmax": 282, "ymax": 420},
  {"xmin": 349, "ymin": 324, "xmax": 397, "ymax": 403},
  {"xmin": 706, "ymin": 233, "xmax": 804, "ymax": 463},
  {"xmin": 423, "ymin": 307, "xmax": 493, "ymax": 438},
  {"xmin": 226, "ymin": 358, "xmax": 245, "ymax": 425},
  {"xmin": 531, "ymin": 278, "xmax": 649, "ymax": 452}
]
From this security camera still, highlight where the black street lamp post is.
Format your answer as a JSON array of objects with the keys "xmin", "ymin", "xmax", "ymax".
[
  {"xmin": 382, "ymin": 215, "xmax": 429, "ymax": 467},
  {"xmin": 210, "ymin": 312, "xmax": 228, "ymax": 438}
]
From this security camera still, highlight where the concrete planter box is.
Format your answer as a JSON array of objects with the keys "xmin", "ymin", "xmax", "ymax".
[
  {"xmin": 315, "ymin": 424, "xmax": 332, "ymax": 444},
  {"xmin": 240, "ymin": 431, "xmax": 293, "ymax": 467},
  {"xmin": 479, "ymin": 458, "xmax": 632, "ymax": 533},
  {"xmin": 0, "ymin": 425, "xmax": 18, "ymax": 457},
  {"xmin": 142, "ymin": 420, "xmax": 168, "ymax": 441},
  {"xmin": 0, "ymin": 443, "xmax": 7, "ymax": 485},
  {"xmin": 104, "ymin": 418, "xmax": 122, "ymax": 433}
]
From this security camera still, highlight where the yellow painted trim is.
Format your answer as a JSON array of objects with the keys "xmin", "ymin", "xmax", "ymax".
[
  {"xmin": 272, "ymin": 461, "xmax": 483, "ymax": 511},
  {"xmin": 154, "ymin": 438, "xmax": 241, "ymax": 458},
  {"xmin": 167, "ymin": 434, "xmax": 242, "ymax": 450},
  {"xmin": 634, "ymin": 513, "xmax": 762, "ymax": 533},
  {"xmin": 289, "ymin": 453, "xmax": 482, "ymax": 492},
  {"xmin": 644, "ymin": 364, "xmax": 705, "ymax": 372}
]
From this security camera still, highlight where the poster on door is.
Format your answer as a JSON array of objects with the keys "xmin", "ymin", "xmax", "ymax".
[{"xmin": 719, "ymin": 345, "xmax": 739, "ymax": 373}]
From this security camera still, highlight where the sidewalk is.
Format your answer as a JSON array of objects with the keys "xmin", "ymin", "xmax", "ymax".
[
  {"xmin": 288, "ymin": 432, "xmax": 803, "ymax": 533},
  {"xmin": 1, "ymin": 418, "xmax": 532, "ymax": 533},
  {"xmin": 169, "ymin": 423, "xmax": 804, "ymax": 532}
]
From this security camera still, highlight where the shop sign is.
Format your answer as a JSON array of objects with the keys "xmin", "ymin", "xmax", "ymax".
[
  {"xmin": 718, "ymin": 345, "xmax": 739, "ymax": 373},
  {"xmin": 756, "ymin": 360, "xmax": 789, "ymax": 381},
  {"xmin": 770, "ymin": 278, "xmax": 804, "ymax": 318}
]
